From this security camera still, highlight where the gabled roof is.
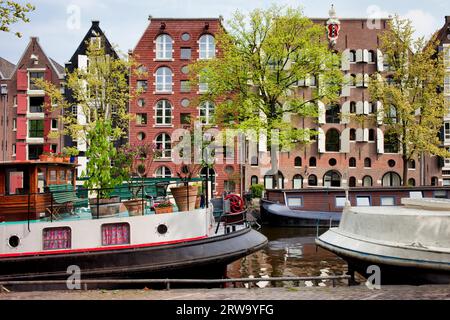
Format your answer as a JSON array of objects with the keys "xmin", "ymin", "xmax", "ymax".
[
  {"xmin": 68, "ymin": 20, "xmax": 118, "ymax": 67},
  {"xmin": 0, "ymin": 57, "xmax": 16, "ymax": 79},
  {"xmin": 50, "ymin": 58, "xmax": 65, "ymax": 75}
]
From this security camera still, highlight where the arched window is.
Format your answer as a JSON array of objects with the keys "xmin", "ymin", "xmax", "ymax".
[
  {"xmin": 155, "ymin": 133, "xmax": 172, "ymax": 158},
  {"xmin": 349, "ymin": 50, "xmax": 356, "ymax": 62},
  {"xmin": 308, "ymin": 174, "xmax": 318, "ymax": 186},
  {"xmin": 264, "ymin": 175, "xmax": 274, "ymax": 189},
  {"xmin": 324, "ymin": 171, "xmax": 341, "ymax": 187},
  {"xmin": 349, "ymin": 157, "xmax": 356, "ymax": 168},
  {"xmin": 387, "ymin": 105, "xmax": 398, "ymax": 123},
  {"xmin": 348, "ymin": 177, "xmax": 356, "ymax": 188},
  {"xmin": 251, "ymin": 176, "xmax": 259, "ymax": 186},
  {"xmin": 326, "ymin": 129, "xmax": 340, "ymax": 152},
  {"xmin": 350, "ymin": 102, "xmax": 356, "ymax": 113},
  {"xmin": 369, "ymin": 129, "xmax": 375, "ymax": 141},
  {"xmin": 264, "ymin": 171, "xmax": 284, "ymax": 189},
  {"xmin": 156, "ymin": 34, "xmax": 173, "ymax": 60},
  {"xmin": 155, "ymin": 166, "xmax": 172, "ymax": 178},
  {"xmin": 293, "ymin": 175, "xmax": 303, "ymax": 189},
  {"xmin": 368, "ymin": 50, "xmax": 375, "ymax": 63},
  {"xmin": 364, "ymin": 158, "xmax": 372, "ymax": 168},
  {"xmin": 199, "ymin": 34, "xmax": 215, "ymax": 59},
  {"xmin": 382, "ymin": 172, "xmax": 401, "ymax": 187},
  {"xmin": 362, "ymin": 176, "xmax": 373, "ymax": 187},
  {"xmin": 155, "ymin": 67, "xmax": 173, "ymax": 92},
  {"xmin": 408, "ymin": 160, "xmax": 416, "ymax": 169},
  {"xmin": 350, "ymin": 74, "xmax": 357, "ymax": 86},
  {"xmin": 384, "ymin": 131, "xmax": 399, "ymax": 153},
  {"xmin": 326, "ymin": 105, "xmax": 340, "ymax": 124},
  {"xmin": 431, "ymin": 177, "xmax": 439, "ymax": 186},
  {"xmin": 199, "ymin": 101, "xmax": 215, "ymax": 124},
  {"xmin": 155, "ymin": 100, "xmax": 172, "ymax": 125},
  {"xmin": 309, "ymin": 157, "xmax": 317, "ymax": 167},
  {"xmin": 294, "ymin": 157, "xmax": 302, "ymax": 167},
  {"xmin": 408, "ymin": 178, "xmax": 416, "ymax": 187},
  {"xmin": 350, "ymin": 129, "xmax": 356, "ymax": 141}
]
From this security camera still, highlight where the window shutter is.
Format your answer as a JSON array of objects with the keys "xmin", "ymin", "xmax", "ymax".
[
  {"xmin": 78, "ymin": 55, "xmax": 88, "ymax": 71},
  {"xmin": 17, "ymin": 69, "xmax": 28, "ymax": 91},
  {"xmin": 363, "ymin": 49, "xmax": 369, "ymax": 63},
  {"xmin": 356, "ymin": 128, "xmax": 364, "ymax": 142},
  {"xmin": 16, "ymin": 142, "xmax": 27, "ymax": 161},
  {"xmin": 259, "ymin": 132, "xmax": 267, "ymax": 153},
  {"xmin": 356, "ymin": 74, "xmax": 364, "ymax": 87},
  {"xmin": 340, "ymin": 128, "xmax": 350, "ymax": 153},
  {"xmin": 44, "ymin": 118, "xmax": 51, "ymax": 138},
  {"xmin": 377, "ymin": 128, "xmax": 384, "ymax": 154},
  {"xmin": 341, "ymin": 101, "xmax": 350, "ymax": 124},
  {"xmin": 363, "ymin": 74, "xmax": 370, "ymax": 87},
  {"xmin": 318, "ymin": 101, "xmax": 326, "ymax": 124},
  {"xmin": 363, "ymin": 101, "xmax": 370, "ymax": 115},
  {"xmin": 341, "ymin": 74, "xmax": 351, "ymax": 97},
  {"xmin": 356, "ymin": 49, "xmax": 363, "ymax": 63},
  {"xmin": 17, "ymin": 94, "xmax": 27, "ymax": 115},
  {"xmin": 376, "ymin": 101, "xmax": 384, "ymax": 125},
  {"xmin": 356, "ymin": 101, "xmax": 364, "ymax": 115},
  {"xmin": 304, "ymin": 74, "xmax": 311, "ymax": 87},
  {"xmin": 363, "ymin": 128, "xmax": 369, "ymax": 142},
  {"xmin": 377, "ymin": 49, "xmax": 384, "ymax": 72},
  {"xmin": 318, "ymin": 128, "xmax": 325, "ymax": 153},
  {"xmin": 45, "ymin": 68, "xmax": 52, "ymax": 82},
  {"xmin": 341, "ymin": 49, "xmax": 350, "ymax": 71},
  {"xmin": 16, "ymin": 118, "xmax": 27, "ymax": 140},
  {"xmin": 297, "ymin": 78, "xmax": 305, "ymax": 87}
]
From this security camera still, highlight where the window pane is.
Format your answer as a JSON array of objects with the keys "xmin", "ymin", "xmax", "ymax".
[
  {"xmin": 43, "ymin": 227, "xmax": 71, "ymax": 250},
  {"xmin": 102, "ymin": 223, "xmax": 130, "ymax": 246}
]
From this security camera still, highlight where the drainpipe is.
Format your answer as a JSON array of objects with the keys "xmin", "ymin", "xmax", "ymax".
[
  {"xmin": 1, "ymin": 84, "xmax": 8, "ymax": 161},
  {"xmin": 420, "ymin": 151, "xmax": 425, "ymax": 186}
]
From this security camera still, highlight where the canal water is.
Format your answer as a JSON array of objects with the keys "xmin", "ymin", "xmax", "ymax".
[{"xmin": 227, "ymin": 227, "xmax": 359, "ymax": 287}]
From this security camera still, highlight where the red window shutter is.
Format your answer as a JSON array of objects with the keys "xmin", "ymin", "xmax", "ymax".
[
  {"xmin": 43, "ymin": 144, "xmax": 51, "ymax": 153},
  {"xmin": 16, "ymin": 142, "xmax": 27, "ymax": 161},
  {"xmin": 44, "ymin": 118, "xmax": 51, "ymax": 137},
  {"xmin": 45, "ymin": 68, "xmax": 52, "ymax": 82},
  {"xmin": 45, "ymin": 69, "xmax": 52, "ymax": 113},
  {"xmin": 16, "ymin": 118, "xmax": 27, "ymax": 140},
  {"xmin": 17, "ymin": 94, "xmax": 27, "ymax": 115},
  {"xmin": 17, "ymin": 70, "xmax": 28, "ymax": 91}
]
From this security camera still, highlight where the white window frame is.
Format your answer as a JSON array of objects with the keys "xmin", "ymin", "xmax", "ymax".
[
  {"xmin": 155, "ymin": 100, "xmax": 172, "ymax": 125},
  {"xmin": 155, "ymin": 133, "xmax": 172, "ymax": 158},
  {"xmin": 156, "ymin": 34, "xmax": 173, "ymax": 60},
  {"xmin": 199, "ymin": 34, "xmax": 215, "ymax": 60},
  {"xmin": 155, "ymin": 166, "xmax": 172, "ymax": 178},
  {"xmin": 199, "ymin": 101, "xmax": 214, "ymax": 125},
  {"xmin": 51, "ymin": 118, "xmax": 58, "ymax": 130},
  {"xmin": 155, "ymin": 67, "xmax": 173, "ymax": 93}
]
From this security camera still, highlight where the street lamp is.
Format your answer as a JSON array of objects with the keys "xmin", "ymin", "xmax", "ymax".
[{"xmin": 1, "ymin": 84, "xmax": 8, "ymax": 161}]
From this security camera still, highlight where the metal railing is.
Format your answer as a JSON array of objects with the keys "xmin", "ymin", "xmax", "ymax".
[{"xmin": 0, "ymin": 275, "xmax": 352, "ymax": 292}]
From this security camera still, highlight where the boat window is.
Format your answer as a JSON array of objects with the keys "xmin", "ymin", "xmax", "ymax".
[
  {"xmin": 101, "ymin": 223, "xmax": 130, "ymax": 246},
  {"xmin": 409, "ymin": 191, "xmax": 423, "ymax": 199},
  {"xmin": 287, "ymin": 197, "xmax": 303, "ymax": 208},
  {"xmin": 5, "ymin": 169, "xmax": 29, "ymax": 195},
  {"xmin": 37, "ymin": 168, "xmax": 46, "ymax": 194},
  {"xmin": 380, "ymin": 196, "xmax": 395, "ymax": 206},
  {"xmin": 356, "ymin": 196, "xmax": 371, "ymax": 206},
  {"xmin": 59, "ymin": 170, "xmax": 67, "ymax": 182},
  {"xmin": 49, "ymin": 170, "xmax": 57, "ymax": 183},
  {"xmin": 335, "ymin": 196, "xmax": 347, "ymax": 208},
  {"xmin": 67, "ymin": 170, "xmax": 73, "ymax": 185},
  {"xmin": 43, "ymin": 227, "xmax": 72, "ymax": 250},
  {"xmin": 433, "ymin": 190, "xmax": 447, "ymax": 199}
]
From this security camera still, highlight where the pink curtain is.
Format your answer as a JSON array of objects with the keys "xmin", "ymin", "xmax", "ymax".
[
  {"xmin": 43, "ymin": 228, "xmax": 71, "ymax": 250},
  {"xmin": 102, "ymin": 224, "xmax": 130, "ymax": 246}
]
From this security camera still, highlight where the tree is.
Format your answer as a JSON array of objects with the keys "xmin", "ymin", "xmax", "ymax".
[
  {"xmin": 36, "ymin": 41, "xmax": 141, "ymax": 198},
  {"xmin": 369, "ymin": 16, "xmax": 448, "ymax": 186},
  {"xmin": 190, "ymin": 6, "xmax": 342, "ymax": 187},
  {"xmin": 0, "ymin": 1, "xmax": 35, "ymax": 37}
]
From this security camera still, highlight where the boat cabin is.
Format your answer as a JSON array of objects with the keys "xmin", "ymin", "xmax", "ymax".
[{"xmin": 0, "ymin": 161, "xmax": 78, "ymax": 222}]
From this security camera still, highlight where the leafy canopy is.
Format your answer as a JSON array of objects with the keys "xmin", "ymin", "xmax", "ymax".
[{"xmin": 0, "ymin": 1, "xmax": 34, "ymax": 37}]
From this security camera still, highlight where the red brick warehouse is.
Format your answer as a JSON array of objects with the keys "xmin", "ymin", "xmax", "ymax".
[{"xmin": 129, "ymin": 17, "xmax": 241, "ymax": 196}]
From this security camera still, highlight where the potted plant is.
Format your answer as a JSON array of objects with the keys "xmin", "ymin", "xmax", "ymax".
[
  {"xmin": 39, "ymin": 152, "xmax": 51, "ymax": 162},
  {"xmin": 154, "ymin": 200, "xmax": 173, "ymax": 214},
  {"xmin": 63, "ymin": 147, "xmax": 79, "ymax": 164}
]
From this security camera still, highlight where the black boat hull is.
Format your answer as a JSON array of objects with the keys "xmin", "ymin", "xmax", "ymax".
[{"xmin": 0, "ymin": 227, "xmax": 268, "ymax": 282}]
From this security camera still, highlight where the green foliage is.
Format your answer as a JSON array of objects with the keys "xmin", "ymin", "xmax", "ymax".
[
  {"xmin": 369, "ymin": 15, "xmax": 448, "ymax": 185},
  {"xmin": 190, "ymin": 5, "xmax": 343, "ymax": 151},
  {"xmin": 0, "ymin": 1, "xmax": 34, "ymax": 37},
  {"xmin": 250, "ymin": 184, "xmax": 264, "ymax": 199}
]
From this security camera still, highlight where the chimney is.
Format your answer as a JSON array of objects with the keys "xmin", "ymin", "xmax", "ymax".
[
  {"xmin": 446, "ymin": 16, "xmax": 450, "ymax": 24},
  {"xmin": 92, "ymin": 20, "xmax": 100, "ymax": 26}
]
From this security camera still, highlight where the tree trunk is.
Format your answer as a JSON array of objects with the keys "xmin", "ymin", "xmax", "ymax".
[{"xmin": 402, "ymin": 155, "xmax": 408, "ymax": 187}]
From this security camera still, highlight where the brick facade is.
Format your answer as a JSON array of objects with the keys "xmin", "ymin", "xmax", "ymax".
[
  {"xmin": 0, "ymin": 37, "xmax": 64, "ymax": 162},
  {"xmin": 129, "ymin": 18, "xmax": 241, "ymax": 196}
]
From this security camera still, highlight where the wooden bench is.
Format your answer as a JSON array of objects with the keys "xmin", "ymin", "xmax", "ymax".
[{"xmin": 47, "ymin": 184, "xmax": 89, "ymax": 218}]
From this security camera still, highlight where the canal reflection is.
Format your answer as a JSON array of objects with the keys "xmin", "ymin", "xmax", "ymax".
[{"xmin": 227, "ymin": 227, "xmax": 356, "ymax": 287}]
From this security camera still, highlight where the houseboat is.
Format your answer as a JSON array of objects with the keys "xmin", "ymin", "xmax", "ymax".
[
  {"xmin": 0, "ymin": 161, "xmax": 268, "ymax": 282},
  {"xmin": 261, "ymin": 187, "xmax": 450, "ymax": 227},
  {"xmin": 316, "ymin": 198, "xmax": 450, "ymax": 285}
]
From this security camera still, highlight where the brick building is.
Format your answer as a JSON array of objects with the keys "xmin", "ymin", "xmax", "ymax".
[
  {"xmin": 0, "ymin": 37, "xmax": 64, "ymax": 162},
  {"xmin": 1, "ymin": 57, "xmax": 16, "ymax": 161},
  {"xmin": 129, "ymin": 17, "xmax": 241, "ymax": 196},
  {"xmin": 244, "ymin": 7, "xmax": 442, "ymax": 191},
  {"xmin": 436, "ymin": 16, "xmax": 450, "ymax": 185}
]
